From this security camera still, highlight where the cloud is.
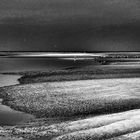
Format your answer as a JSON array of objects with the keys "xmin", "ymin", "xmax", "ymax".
[
  {"xmin": 0, "ymin": 0, "xmax": 140, "ymax": 26},
  {"xmin": 0, "ymin": 0, "xmax": 140, "ymax": 51}
]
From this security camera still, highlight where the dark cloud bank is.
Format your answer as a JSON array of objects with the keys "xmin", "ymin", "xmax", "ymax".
[{"xmin": 0, "ymin": 0, "xmax": 140, "ymax": 51}]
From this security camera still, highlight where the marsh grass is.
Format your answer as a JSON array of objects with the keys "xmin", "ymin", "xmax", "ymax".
[
  {"xmin": 1, "ymin": 66, "xmax": 140, "ymax": 139},
  {"xmin": 1, "ymin": 78, "xmax": 140, "ymax": 118}
]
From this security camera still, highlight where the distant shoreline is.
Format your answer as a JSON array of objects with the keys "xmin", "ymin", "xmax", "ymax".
[{"xmin": 1, "ymin": 64, "xmax": 140, "ymax": 84}]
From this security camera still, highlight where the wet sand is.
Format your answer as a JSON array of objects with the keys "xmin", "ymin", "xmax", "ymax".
[{"xmin": 0, "ymin": 74, "xmax": 21, "ymax": 87}]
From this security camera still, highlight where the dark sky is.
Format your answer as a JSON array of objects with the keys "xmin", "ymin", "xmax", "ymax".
[{"xmin": 0, "ymin": 0, "xmax": 140, "ymax": 51}]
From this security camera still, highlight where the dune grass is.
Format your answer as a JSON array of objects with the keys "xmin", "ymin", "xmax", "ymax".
[
  {"xmin": 1, "ymin": 67, "xmax": 140, "ymax": 139},
  {"xmin": 1, "ymin": 78, "xmax": 140, "ymax": 118}
]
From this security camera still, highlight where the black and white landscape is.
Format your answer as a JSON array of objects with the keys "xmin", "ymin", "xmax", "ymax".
[
  {"xmin": 0, "ymin": 52, "xmax": 140, "ymax": 140},
  {"xmin": 0, "ymin": 0, "xmax": 140, "ymax": 140}
]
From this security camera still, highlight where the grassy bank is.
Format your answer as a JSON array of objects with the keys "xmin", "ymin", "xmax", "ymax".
[
  {"xmin": 19, "ymin": 65, "xmax": 140, "ymax": 84},
  {"xmin": 2, "ymin": 64, "xmax": 140, "ymax": 84},
  {"xmin": 1, "ymin": 65, "xmax": 140, "ymax": 139},
  {"xmin": 1, "ymin": 77, "xmax": 140, "ymax": 119}
]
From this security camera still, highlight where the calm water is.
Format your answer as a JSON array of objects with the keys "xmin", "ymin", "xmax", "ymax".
[
  {"xmin": 1, "ymin": 52, "xmax": 140, "ymax": 72},
  {"xmin": 0, "ymin": 74, "xmax": 34, "ymax": 126},
  {"xmin": 0, "ymin": 58, "xmax": 94, "ymax": 73}
]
